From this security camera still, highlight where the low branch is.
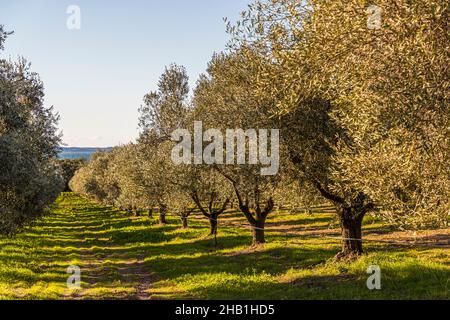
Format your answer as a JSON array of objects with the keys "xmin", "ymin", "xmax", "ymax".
[
  {"xmin": 191, "ymin": 192, "xmax": 210, "ymax": 218},
  {"xmin": 312, "ymin": 180, "xmax": 345, "ymax": 205}
]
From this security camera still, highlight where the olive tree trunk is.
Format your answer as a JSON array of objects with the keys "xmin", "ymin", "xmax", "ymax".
[
  {"xmin": 312, "ymin": 182, "xmax": 374, "ymax": 259},
  {"xmin": 159, "ymin": 204, "xmax": 167, "ymax": 225},
  {"xmin": 159, "ymin": 213, "xmax": 167, "ymax": 225},
  {"xmin": 339, "ymin": 210, "xmax": 364, "ymax": 257},
  {"xmin": 251, "ymin": 219, "xmax": 266, "ymax": 246},
  {"xmin": 191, "ymin": 193, "xmax": 229, "ymax": 237},
  {"xmin": 181, "ymin": 216, "xmax": 188, "ymax": 229},
  {"xmin": 209, "ymin": 213, "xmax": 219, "ymax": 235}
]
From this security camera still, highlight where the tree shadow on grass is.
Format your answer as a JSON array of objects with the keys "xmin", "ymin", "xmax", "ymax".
[
  {"xmin": 144, "ymin": 245, "xmax": 337, "ymax": 283},
  {"xmin": 163, "ymin": 258, "xmax": 450, "ymax": 300},
  {"xmin": 2, "ymin": 193, "xmax": 448, "ymax": 300}
]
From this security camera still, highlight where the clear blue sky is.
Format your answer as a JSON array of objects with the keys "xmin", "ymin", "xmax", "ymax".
[{"xmin": 0, "ymin": 0, "xmax": 250, "ymax": 147}]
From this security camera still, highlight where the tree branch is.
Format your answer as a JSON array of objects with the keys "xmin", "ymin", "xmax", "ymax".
[
  {"xmin": 191, "ymin": 191, "xmax": 210, "ymax": 218},
  {"xmin": 312, "ymin": 180, "xmax": 345, "ymax": 205}
]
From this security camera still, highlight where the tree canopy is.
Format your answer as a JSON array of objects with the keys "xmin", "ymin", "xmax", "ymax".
[
  {"xmin": 69, "ymin": 1, "xmax": 448, "ymax": 258},
  {"xmin": 0, "ymin": 26, "xmax": 63, "ymax": 236}
]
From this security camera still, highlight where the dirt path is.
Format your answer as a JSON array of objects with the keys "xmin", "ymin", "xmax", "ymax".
[{"xmin": 54, "ymin": 196, "xmax": 156, "ymax": 300}]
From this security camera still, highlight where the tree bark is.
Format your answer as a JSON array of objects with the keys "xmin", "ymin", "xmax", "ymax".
[
  {"xmin": 231, "ymin": 183, "xmax": 273, "ymax": 246},
  {"xmin": 181, "ymin": 216, "xmax": 188, "ymax": 229},
  {"xmin": 311, "ymin": 181, "xmax": 374, "ymax": 259},
  {"xmin": 209, "ymin": 213, "xmax": 218, "ymax": 235},
  {"xmin": 148, "ymin": 208, "xmax": 153, "ymax": 218},
  {"xmin": 337, "ymin": 208, "xmax": 365, "ymax": 258},
  {"xmin": 159, "ymin": 205, "xmax": 167, "ymax": 225},
  {"xmin": 191, "ymin": 192, "xmax": 229, "ymax": 237},
  {"xmin": 251, "ymin": 219, "xmax": 266, "ymax": 246},
  {"xmin": 159, "ymin": 212, "xmax": 167, "ymax": 225}
]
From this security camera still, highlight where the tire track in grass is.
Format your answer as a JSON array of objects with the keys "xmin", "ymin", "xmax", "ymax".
[{"xmin": 57, "ymin": 194, "xmax": 155, "ymax": 299}]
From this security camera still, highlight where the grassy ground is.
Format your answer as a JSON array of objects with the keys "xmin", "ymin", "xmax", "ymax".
[{"xmin": 0, "ymin": 192, "xmax": 448, "ymax": 300}]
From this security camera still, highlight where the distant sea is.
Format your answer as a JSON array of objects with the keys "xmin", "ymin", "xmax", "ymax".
[{"xmin": 58, "ymin": 147, "xmax": 112, "ymax": 161}]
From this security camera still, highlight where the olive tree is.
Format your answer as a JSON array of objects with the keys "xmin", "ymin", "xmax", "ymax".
[
  {"xmin": 58, "ymin": 158, "xmax": 86, "ymax": 191},
  {"xmin": 137, "ymin": 64, "xmax": 193, "ymax": 224},
  {"xmin": 0, "ymin": 27, "xmax": 63, "ymax": 235},
  {"xmin": 229, "ymin": 0, "xmax": 449, "ymax": 257},
  {"xmin": 170, "ymin": 163, "xmax": 232, "ymax": 235},
  {"xmin": 193, "ymin": 52, "xmax": 283, "ymax": 246},
  {"xmin": 107, "ymin": 144, "xmax": 148, "ymax": 216},
  {"xmin": 189, "ymin": 168, "xmax": 232, "ymax": 236},
  {"xmin": 70, "ymin": 150, "xmax": 120, "ymax": 205}
]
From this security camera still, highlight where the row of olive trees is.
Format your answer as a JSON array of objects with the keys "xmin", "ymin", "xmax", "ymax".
[
  {"xmin": 231, "ymin": 0, "xmax": 448, "ymax": 256},
  {"xmin": 71, "ymin": 0, "xmax": 448, "ymax": 258},
  {"xmin": 69, "ymin": 64, "xmax": 302, "ymax": 245},
  {"xmin": 0, "ymin": 26, "xmax": 64, "ymax": 236}
]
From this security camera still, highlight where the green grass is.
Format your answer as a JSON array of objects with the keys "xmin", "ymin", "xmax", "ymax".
[{"xmin": 0, "ymin": 192, "xmax": 448, "ymax": 300}]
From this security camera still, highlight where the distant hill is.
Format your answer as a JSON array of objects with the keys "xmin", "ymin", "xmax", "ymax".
[{"xmin": 58, "ymin": 147, "xmax": 112, "ymax": 161}]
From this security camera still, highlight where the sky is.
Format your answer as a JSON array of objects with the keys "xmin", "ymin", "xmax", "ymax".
[{"xmin": 0, "ymin": 0, "xmax": 250, "ymax": 147}]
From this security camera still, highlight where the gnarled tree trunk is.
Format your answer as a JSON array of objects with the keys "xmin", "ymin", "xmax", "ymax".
[
  {"xmin": 251, "ymin": 219, "xmax": 266, "ymax": 246},
  {"xmin": 159, "ymin": 213, "xmax": 167, "ymax": 224},
  {"xmin": 209, "ymin": 213, "xmax": 219, "ymax": 235},
  {"xmin": 159, "ymin": 204, "xmax": 167, "ymax": 225},
  {"xmin": 148, "ymin": 208, "xmax": 153, "ymax": 218},
  {"xmin": 181, "ymin": 216, "xmax": 188, "ymax": 229},
  {"xmin": 237, "ymin": 196, "xmax": 273, "ymax": 246},
  {"xmin": 335, "ymin": 200, "xmax": 374, "ymax": 259},
  {"xmin": 312, "ymin": 181, "xmax": 374, "ymax": 259},
  {"xmin": 338, "ymin": 209, "xmax": 364, "ymax": 257},
  {"xmin": 191, "ymin": 192, "xmax": 229, "ymax": 237}
]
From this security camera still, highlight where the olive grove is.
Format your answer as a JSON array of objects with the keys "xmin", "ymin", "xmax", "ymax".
[{"xmin": 68, "ymin": 1, "xmax": 448, "ymax": 258}]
